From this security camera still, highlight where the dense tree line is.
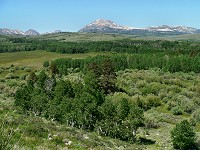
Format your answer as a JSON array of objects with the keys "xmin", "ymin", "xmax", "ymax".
[
  {"xmin": 0, "ymin": 36, "xmax": 200, "ymax": 55},
  {"xmin": 53, "ymin": 53, "xmax": 200, "ymax": 75},
  {"xmin": 15, "ymin": 60, "xmax": 144, "ymax": 142}
]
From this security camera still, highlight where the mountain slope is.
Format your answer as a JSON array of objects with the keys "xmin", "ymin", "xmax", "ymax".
[{"xmin": 25, "ymin": 29, "xmax": 40, "ymax": 35}]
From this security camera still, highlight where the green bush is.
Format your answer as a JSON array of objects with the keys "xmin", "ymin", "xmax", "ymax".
[
  {"xmin": 171, "ymin": 120, "xmax": 197, "ymax": 150},
  {"xmin": 191, "ymin": 109, "xmax": 200, "ymax": 125},
  {"xmin": 24, "ymin": 67, "xmax": 31, "ymax": 72},
  {"xmin": 24, "ymin": 123, "xmax": 48, "ymax": 138},
  {"xmin": 5, "ymin": 73, "xmax": 19, "ymax": 79},
  {"xmin": 43, "ymin": 61, "xmax": 49, "ymax": 68},
  {"xmin": 0, "ymin": 78, "xmax": 5, "ymax": 82},
  {"xmin": 0, "ymin": 68, "xmax": 3, "ymax": 74},
  {"xmin": 171, "ymin": 106, "xmax": 183, "ymax": 115},
  {"xmin": 144, "ymin": 116, "xmax": 159, "ymax": 129},
  {"xmin": 166, "ymin": 100, "xmax": 177, "ymax": 110},
  {"xmin": 0, "ymin": 117, "xmax": 18, "ymax": 150},
  {"xmin": 9, "ymin": 68, "xmax": 15, "ymax": 73},
  {"xmin": 7, "ymin": 80, "xmax": 18, "ymax": 87},
  {"xmin": 20, "ymin": 74, "xmax": 28, "ymax": 80},
  {"xmin": 145, "ymin": 94, "xmax": 162, "ymax": 108}
]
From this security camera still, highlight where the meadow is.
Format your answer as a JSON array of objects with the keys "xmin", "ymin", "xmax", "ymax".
[{"xmin": 0, "ymin": 50, "xmax": 110, "ymax": 69}]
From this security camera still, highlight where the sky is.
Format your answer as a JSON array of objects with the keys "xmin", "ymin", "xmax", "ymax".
[{"xmin": 0, "ymin": 0, "xmax": 200, "ymax": 33}]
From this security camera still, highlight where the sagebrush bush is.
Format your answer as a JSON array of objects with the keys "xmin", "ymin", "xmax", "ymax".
[
  {"xmin": 145, "ymin": 94, "xmax": 162, "ymax": 108},
  {"xmin": 0, "ymin": 117, "xmax": 18, "ymax": 150},
  {"xmin": 5, "ymin": 73, "xmax": 19, "ymax": 79},
  {"xmin": 171, "ymin": 106, "xmax": 183, "ymax": 115},
  {"xmin": 0, "ymin": 68, "xmax": 3, "ymax": 74},
  {"xmin": 24, "ymin": 67, "xmax": 31, "ymax": 72},
  {"xmin": 191, "ymin": 109, "xmax": 200, "ymax": 125},
  {"xmin": 20, "ymin": 74, "xmax": 28, "ymax": 80},
  {"xmin": 166, "ymin": 101, "xmax": 177, "ymax": 110},
  {"xmin": 9, "ymin": 68, "xmax": 15, "ymax": 73},
  {"xmin": 144, "ymin": 115, "xmax": 160, "ymax": 129}
]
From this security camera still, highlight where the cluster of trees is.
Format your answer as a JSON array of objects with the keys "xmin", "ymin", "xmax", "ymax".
[{"xmin": 14, "ymin": 60, "xmax": 144, "ymax": 142}]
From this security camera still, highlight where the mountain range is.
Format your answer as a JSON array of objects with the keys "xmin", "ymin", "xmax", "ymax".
[
  {"xmin": 79, "ymin": 19, "xmax": 200, "ymax": 35},
  {"xmin": 0, "ymin": 28, "xmax": 61, "ymax": 36},
  {"xmin": 1, "ymin": 19, "xmax": 200, "ymax": 36},
  {"xmin": 0, "ymin": 28, "xmax": 40, "ymax": 36}
]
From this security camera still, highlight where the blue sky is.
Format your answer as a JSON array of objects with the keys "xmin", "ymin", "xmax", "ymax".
[{"xmin": 0, "ymin": 0, "xmax": 199, "ymax": 33}]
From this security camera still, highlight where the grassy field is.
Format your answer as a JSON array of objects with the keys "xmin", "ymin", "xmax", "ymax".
[{"xmin": 0, "ymin": 50, "xmax": 110, "ymax": 69}]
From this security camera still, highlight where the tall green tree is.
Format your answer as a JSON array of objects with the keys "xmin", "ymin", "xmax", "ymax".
[
  {"xmin": 171, "ymin": 120, "xmax": 197, "ymax": 150},
  {"xmin": 99, "ymin": 59, "xmax": 116, "ymax": 94}
]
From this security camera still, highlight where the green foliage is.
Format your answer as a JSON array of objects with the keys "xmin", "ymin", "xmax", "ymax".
[
  {"xmin": 191, "ymin": 109, "xmax": 200, "ymax": 125},
  {"xmin": 116, "ymin": 98, "xmax": 130, "ymax": 120},
  {"xmin": 14, "ymin": 67, "xmax": 144, "ymax": 142},
  {"xmin": 5, "ymin": 73, "xmax": 18, "ymax": 79},
  {"xmin": 0, "ymin": 117, "xmax": 19, "ymax": 150},
  {"xmin": 24, "ymin": 67, "xmax": 31, "ymax": 72},
  {"xmin": 43, "ymin": 61, "xmax": 49, "ymax": 68},
  {"xmin": 171, "ymin": 106, "xmax": 183, "ymax": 115},
  {"xmin": 27, "ymin": 72, "xmax": 37, "ymax": 85},
  {"xmin": 171, "ymin": 120, "xmax": 197, "ymax": 150},
  {"xmin": 54, "ymin": 80, "xmax": 74, "ymax": 98}
]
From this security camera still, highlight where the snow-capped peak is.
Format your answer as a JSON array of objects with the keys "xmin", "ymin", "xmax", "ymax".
[
  {"xmin": 147, "ymin": 25, "xmax": 198, "ymax": 34},
  {"xmin": 80, "ymin": 19, "xmax": 138, "ymax": 32}
]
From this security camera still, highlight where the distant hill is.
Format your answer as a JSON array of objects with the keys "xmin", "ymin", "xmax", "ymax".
[{"xmin": 79, "ymin": 19, "xmax": 200, "ymax": 35}]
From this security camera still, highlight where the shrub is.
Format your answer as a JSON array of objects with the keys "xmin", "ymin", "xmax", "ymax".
[
  {"xmin": 171, "ymin": 106, "xmax": 183, "ymax": 115},
  {"xmin": 0, "ymin": 78, "xmax": 5, "ymax": 82},
  {"xmin": 24, "ymin": 67, "xmax": 31, "ymax": 72},
  {"xmin": 24, "ymin": 122, "xmax": 48, "ymax": 138},
  {"xmin": 0, "ymin": 68, "xmax": 3, "ymax": 74},
  {"xmin": 166, "ymin": 100, "xmax": 177, "ymax": 110},
  {"xmin": 144, "ymin": 116, "xmax": 160, "ymax": 129},
  {"xmin": 171, "ymin": 120, "xmax": 197, "ymax": 150},
  {"xmin": 0, "ymin": 117, "xmax": 18, "ymax": 150},
  {"xmin": 5, "ymin": 73, "xmax": 18, "ymax": 79},
  {"xmin": 7, "ymin": 80, "xmax": 18, "ymax": 87},
  {"xmin": 20, "ymin": 74, "xmax": 28, "ymax": 80},
  {"xmin": 191, "ymin": 109, "xmax": 200, "ymax": 125},
  {"xmin": 9, "ymin": 68, "xmax": 15, "ymax": 73},
  {"xmin": 43, "ymin": 61, "xmax": 49, "ymax": 68},
  {"xmin": 145, "ymin": 94, "xmax": 162, "ymax": 108}
]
